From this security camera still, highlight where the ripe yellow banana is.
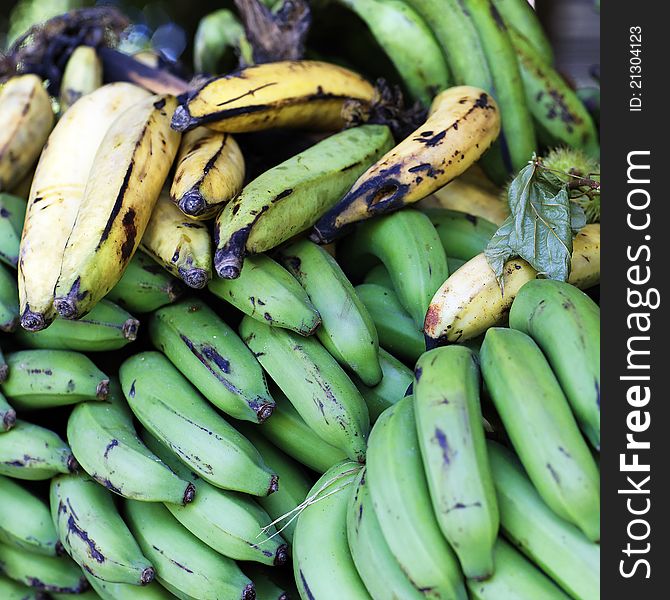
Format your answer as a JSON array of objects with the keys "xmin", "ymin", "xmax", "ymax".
[
  {"xmin": 424, "ymin": 224, "xmax": 600, "ymax": 344},
  {"xmin": 0, "ymin": 75, "xmax": 54, "ymax": 192},
  {"xmin": 170, "ymin": 127, "xmax": 245, "ymax": 219},
  {"xmin": 54, "ymin": 95, "xmax": 181, "ymax": 319},
  {"xmin": 171, "ymin": 60, "xmax": 376, "ymax": 133},
  {"xmin": 19, "ymin": 83, "xmax": 151, "ymax": 331},
  {"xmin": 59, "ymin": 46, "xmax": 103, "ymax": 113},
  {"xmin": 312, "ymin": 86, "xmax": 501, "ymax": 243}
]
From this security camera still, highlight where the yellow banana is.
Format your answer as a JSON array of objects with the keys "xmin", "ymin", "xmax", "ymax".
[
  {"xmin": 19, "ymin": 83, "xmax": 151, "ymax": 331},
  {"xmin": 0, "ymin": 75, "xmax": 54, "ymax": 192},
  {"xmin": 54, "ymin": 95, "xmax": 181, "ymax": 320},
  {"xmin": 171, "ymin": 60, "xmax": 376, "ymax": 133},
  {"xmin": 140, "ymin": 191, "xmax": 212, "ymax": 289},
  {"xmin": 59, "ymin": 46, "xmax": 103, "ymax": 113},
  {"xmin": 424, "ymin": 224, "xmax": 600, "ymax": 344},
  {"xmin": 170, "ymin": 127, "xmax": 245, "ymax": 219},
  {"xmin": 312, "ymin": 86, "xmax": 501, "ymax": 243}
]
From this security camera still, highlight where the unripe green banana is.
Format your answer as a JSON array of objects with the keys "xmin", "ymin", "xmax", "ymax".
[
  {"xmin": 0, "ymin": 193, "xmax": 26, "ymax": 269},
  {"xmin": 208, "ymin": 254, "xmax": 321, "ymax": 336},
  {"xmin": 510, "ymin": 260, "xmax": 600, "ymax": 450},
  {"xmin": 59, "ymin": 46, "xmax": 103, "ymax": 113},
  {"xmin": 422, "ymin": 208, "xmax": 498, "ymax": 261},
  {"xmin": 240, "ymin": 317, "xmax": 370, "ymax": 463},
  {"xmin": 15, "ymin": 300, "xmax": 139, "ymax": 352},
  {"xmin": 279, "ymin": 239, "xmax": 382, "ymax": 386},
  {"xmin": 51, "ymin": 591, "xmax": 100, "ymax": 600},
  {"xmin": 106, "ymin": 251, "xmax": 184, "ymax": 314},
  {"xmin": 243, "ymin": 565, "xmax": 289, "ymax": 600},
  {"xmin": 120, "ymin": 351, "xmax": 277, "ymax": 496},
  {"xmin": 0, "ymin": 262, "xmax": 18, "ymax": 332},
  {"xmin": 0, "ymin": 475, "xmax": 59, "ymax": 556},
  {"xmin": 85, "ymin": 573, "xmax": 173, "ymax": 600},
  {"xmin": 1, "ymin": 350, "xmax": 109, "ymax": 409},
  {"xmin": 0, "ymin": 392, "xmax": 15, "ymax": 431},
  {"xmin": 150, "ymin": 298, "xmax": 275, "ymax": 423},
  {"xmin": 362, "ymin": 264, "xmax": 393, "ymax": 289},
  {"xmin": 491, "ymin": 0, "xmax": 553, "ymax": 63},
  {"xmin": 194, "ymin": 9, "xmax": 248, "ymax": 74},
  {"xmin": 480, "ymin": 328, "xmax": 600, "ymax": 541},
  {"xmin": 67, "ymin": 381, "xmax": 195, "ymax": 505},
  {"xmin": 293, "ymin": 461, "xmax": 369, "ymax": 600},
  {"xmin": 366, "ymin": 397, "xmax": 466, "ymax": 599},
  {"xmin": 354, "ymin": 283, "xmax": 425, "ymax": 363},
  {"xmin": 124, "ymin": 499, "xmax": 255, "ymax": 600},
  {"xmin": 488, "ymin": 442, "xmax": 600, "ymax": 600},
  {"xmin": 0, "ymin": 420, "xmax": 75, "ymax": 480},
  {"xmin": 0, "ymin": 575, "xmax": 46, "ymax": 600},
  {"xmin": 414, "ymin": 347, "xmax": 498, "ymax": 579}
]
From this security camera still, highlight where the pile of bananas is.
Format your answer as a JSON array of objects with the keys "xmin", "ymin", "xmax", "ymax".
[{"xmin": 0, "ymin": 1, "xmax": 600, "ymax": 599}]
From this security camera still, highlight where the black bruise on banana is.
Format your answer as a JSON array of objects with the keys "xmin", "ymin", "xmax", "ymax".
[{"xmin": 57, "ymin": 500, "xmax": 106, "ymax": 564}]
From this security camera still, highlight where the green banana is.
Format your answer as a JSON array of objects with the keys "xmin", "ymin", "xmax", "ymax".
[
  {"xmin": 0, "ymin": 575, "xmax": 46, "ymax": 600},
  {"xmin": 15, "ymin": 300, "xmax": 139, "ymax": 352},
  {"xmin": 194, "ymin": 9, "xmax": 249, "ymax": 74},
  {"xmin": 447, "ymin": 256, "xmax": 466, "ymax": 272},
  {"xmin": 421, "ymin": 208, "xmax": 498, "ymax": 261},
  {"xmin": 362, "ymin": 264, "xmax": 393, "ymax": 289},
  {"xmin": 347, "ymin": 468, "xmax": 425, "ymax": 599},
  {"xmin": 0, "ymin": 193, "xmax": 26, "ymax": 269},
  {"xmin": 480, "ymin": 328, "xmax": 600, "ymax": 542},
  {"xmin": 85, "ymin": 573, "xmax": 174, "ymax": 600},
  {"xmin": 466, "ymin": 539, "xmax": 570, "ymax": 600},
  {"xmin": 67, "ymin": 382, "xmax": 195, "ymax": 504},
  {"xmin": 0, "ymin": 475, "xmax": 60, "ymax": 556},
  {"xmin": 124, "ymin": 499, "xmax": 255, "ymax": 600},
  {"xmin": 0, "ymin": 420, "xmax": 75, "ymax": 480},
  {"xmin": 215, "ymin": 125, "xmax": 394, "ymax": 279},
  {"xmin": 120, "ymin": 351, "xmax": 277, "ymax": 496},
  {"xmin": 353, "ymin": 348, "xmax": 413, "ymax": 423},
  {"xmin": 0, "ymin": 263, "xmax": 18, "ymax": 332},
  {"xmin": 491, "ymin": 0, "xmax": 553, "ymax": 63},
  {"xmin": 414, "ymin": 346, "xmax": 498, "ymax": 579},
  {"xmin": 279, "ymin": 239, "xmax": 382, "ymax": 385},
  {"xmin": 150, "ymin": 298, "xmax": 275, "ymax": 423},
  {"xmin": 0, "ymin": 344, "xmax": 6, "ymax": 381},
  {"xmin": 243, "ymin": 565, "xmax": 288, "ymax": 600},
  {"xmin": 208, "ymin": 254, "xmax": 321, "ymax": 336},
  {"xmin": 0, "ymin": 392, "xmax": 15, "ymax": 431},
  {"xmin": 51, "ymin": 591, "xmax": 100, "ymax": 600},
  {"xmin": 240, "ymin": 317, "xmax": 370, "ymax": 463},
  {"xmin": 510, "ymin": 279, "xmax": 600, "ymax": 450},
  {"xmin": 1, "ymin": 350, "xmax": 109, "ymax": 409},
  {"xmin": 0, "ymin": 543, "xmax": 88, "ymax": 594},
  {"xmin": 366, "ymin": 397, "xmax": 466, "ymax": 599},
  {"xmin": 293, "ymin": 461, "xmax": 369, "ymax": 600},
  {"xmin": 488, "ymin": 442, "xmax": 600, "ymax": 600},
  {"xmin": 354, "ymin": 284, "xmax": 425, "ymax": 362},
  {"xmin": 105, "ymin": 251, "xmax": 184, "ymax": 314}
]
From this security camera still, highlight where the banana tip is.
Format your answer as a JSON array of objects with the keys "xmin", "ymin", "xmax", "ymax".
[
  {"xmin": 54, "ymin": 298, "xmax": 78, "ymax": 320},
  {"xmin": 67, "ymin": 454, "xmax": 80, "ymax": 473},
  {"xmin": 96, "ymin": 379, "xmax": 110, "ymax": 400},
  {"xmin": 274, "ymin": 544, "xmax": 289, "ymax": 566},
  {"xmin": 179, "ymin": 267, "xmax": 209, "ymax": 289},
  {"xmin": 20, "ymin": 309, "xmax": 49, "ymax": 332},
  {"xmin": 179, "ymin": 190, "xmax": 206, "ymax": 217},
  {"xmin": 140, "ymin": 566, "xmax": 156, "ymax": 585},
  {"xmin": 2, "ymin": 409, "xmax": 16, "ymax": 431},
  {"xmin": 171, "ymin": 104, "xmax": 193, "ymax": 132},
  {"xmin": 0, "ymin": 364, "xmax": 8, "ymax": 383},
  {"xmin": 183, "ymin": 482, "xmax": 196, "ymax": 504},
  {"xmin": 256, "ymin": 402, "xmax": 275, "ymax": 423},
  {"xmin": 267, "ymin": 474, "xmax": 279, "ymax": 495},
  {"xmin": 123, "ymin": 318, "xmax": 140, "ymax": 341},
  {"xmin": 215, "ymin": 262, "xmax": 241, "ymax": 280},
  {"xmin": 242, "ymin": 583, "xmax": 256, "ymax": 600}
]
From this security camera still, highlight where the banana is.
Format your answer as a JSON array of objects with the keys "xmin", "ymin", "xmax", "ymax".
[
  {"xmin": 448, "ymin": 256, "xmax": 466, "ymax": 272},
  {"xmin": 50, "ymin": 474, "xmax": 154, "ymax": 585},
  {"xmin": 0, "ymin": 544, "xmax": 88, "ymax": 594},
  {"xmin": 59, "ymin": 46, "xmax": 103, "ymax": 113},
  {"xmin": 347, "ymin": 468, "xmax": 425, "ymax": 599},
  {"xmin": 312, "ymin": 87, "xmax": 501, "ymax": 242},
  {"xmin": 120, "ymin": 351, "xmax": 277, "ymax": 496},
  {"xmin": 1, "ymin": 350, "xmax": 109, "ymax": 410},
  {"xmin": 54, "ymin": 95, "xmax": 181, "ymax": 320},
  {"xmin": 215, "ymin": 125, "xmax": 393, "ymax": 278},
  {"xmin": 422, "ymin": 208, "xmax": 498, "ymax": 261},
  {"xmin": 0, "ymin": 344, "xmax": 6, "ymax": 381},
  {"xmin": 414, "ymin": 346, "xmax": 498, "ymax": 579},
  {"xmin": 0, "ymin": 420, "xmax": 75, "ymax": 480},
  {"xmin": 18, "ymin": 82, "xmax": 151, "ymax": 331},
  {"xmin": 170, "ymin": 128, "xmax": 245, "ymax": 219},
  {"xmin": 0, "ymin": 193, "xmax": 26, "ymax": 269},
  {"xmin": 240, "ymin": 317, "xmax": 370, "ymax": 463},
  {"xmin": 424, "ymin": 223, "xmax": 601, "ymax": 344},
  {"xmin": 194, "ymin": 9, "xmax": 248, "ymax": 74},
  {"xmin": 480, "ymin": 328, "xmax": 600, "ymax": 541},
  {"xmin": 123, "ymin": 499, "xmax": 255, "ymax": 600},
  {"xmin": 279, "ymin": 239, "xmax": 382, "ymax": 385},
  {"xmin": 143, "ymin": 431, "xmax": 288, "ymax": 565},
  {"xmin": 362, "ymin": 264, "xmax": 394, "ymax": 289},
  {"xmin": 15, "ymin": 300, "xmax": 139, "ymax": 352},
  {"xmin": 85, "ymin": 573, "xmax": 174, "ymax": 600},
  {"xmin": 139, "ymin": 191, "xmax": 212, "ymax": 289},
  {"xmin": 0, "ymin": 475, "xmax": 59, "ymax": 556},
  {"xmin": 208, "ymin": 254, "xmax": 321, "ymax": 336},
  {"xmin": 172, "ymin": 60, "xmax": 376, "ymax": 133},
  {"xmin": 67, "ymin": 383, "xmax": 195, "ymax": 504},
  {"xmin": 510, "ymin": 28, "xmax": 599, "ymax": 159},
  {"xmin": 353, "ymin": 348, "xmax": 413, "ymax": 423},
  {"xmin": 354, "ymin": 284, "xmax": 425, "ymax": 362},
  {"xmin": 0, "ymin": 575, "xmax": 47, "ymax": 600},
  {"xmin": 150, "ymin": 298, "xmax": 275, "ymax": 423},
  {"xmin": 510, "ymin": 280, "xmax": 600, "ymax": 450},
  {"xmin": 243, "ymin": 565, "xmax": 288, "ymax": 600},
  {"xmin": 0, "ymin": 75, "xmax": 54, "ymax": 193},
  {"xmin": 106, "ymin": 250, "xmax": 184, "ymax": 314},
  {"xmin": 491, "ymin": 0, "xmax": 553, "ymax": 63},
  {"xmin": 366, "ymin": 396, "xmax": 466, "ymax": 600},
  {"xmin": 0, "ymin": 263, "xmax": 18, "ymax": 332},
  {"xmin": 466, "ymin": 539, "xmax": 570, "ymax": 600},
  {"xmin": 293, "ymin": 461, "xmax": 369, "ymax": 600},
  {"xmin": 488, "ymin": 442, "xmax": 600, "ymax": 600},
  {"xmin": 0, "ymin": 392, "xmax": 15, "ymax": 431}
]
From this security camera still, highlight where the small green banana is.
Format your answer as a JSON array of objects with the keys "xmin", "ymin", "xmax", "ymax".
[
  {"xmin": 1, "ymin": 350, "xmax": 109, "ymax": 410},
  {"xmin": 150, "ymin": 298, "xmax": 275, "ymax": 423},
  {"xmin": 0, "ymin": 263, "xmax": 18, "ymax": 332},
  {"xmin": 208, "ymin": 254, "xmax": 321, "ymax": 336},
  {"xmin": 362, "ymin": 264, "xmax": 394, "ymax": 289},
  {"xmin": 491, "ymin": 0, "xmax": 553, "ymax": 63},
  {"xmin": 0, "ymin": 391, "xmax": 15, "ymax": 431},
  {"xmin": 421, "ymin": 208, "xmax": 498, "ymax": 261},
  {"xmin": 0, "ymin": 193, "xmax": 26, "ymax": 269},
  {"xmin": 194, "ymin": 9, "xmax": 249, "ymax": 74},
  {"xmin": 243, "ymin": 565, "xmax": 289, "ymax": 600},
  {"xmin": 0, "ymin": 575, "xmax": 47, "ymax": 600},
  {"xmin": 85, "ymin": 573, "xmax": 174, "ymax": 600}
]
